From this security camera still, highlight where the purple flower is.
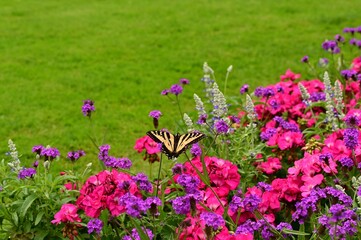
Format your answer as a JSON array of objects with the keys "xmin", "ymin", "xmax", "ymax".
[
  {"xmin": 32, "ymin": 145, "xmax": 44, "ymax": 155},
  {"xmin": 357, "ymin": 186, "xmax": 361, "ymax": 196},
  {"xmin": 235, "ymin": 219, "xmax": 258, "ymax": 235},
  {"xmin": 200, "ymin": 212, "xmax": 225, "ymax": 230},
  {"xmin": 122, "ymin": 228, "xmax": 154, "ymax": 240},
  {"xmin": 179, "ymin": 78, "xmax": 190, "ymax": 85},
  {"xmin": 242, "ymin": 194, "xmax": 261, "ymax": 212},
  {"xmin": 257, "ymin": 182, "xmax": 272, "ymax": 191},
  {"xmin": 172, "ymin": 195, "xmax": 191, "ymax": 214},
  {"xmin": 240, "ymin": 84, "xmax": 249, "ymax": 94},
  {"xmin": 341, "ymin": 69, "xmax": 358, "ymax": 80},
  {"xmin": 149, "ymin": 110, "xmax": 162, "ymax": 120},
  {"xmin": 343, "ymin": 128, "xmax": 359, "ymax": 150},
  {"xmin": 145, "ymin": 196, "xmax": 162, "ymax": 216},
  {"xmin": 262, "ymin": 87, "xmax": 275, "ymax": 98},
  {"xmin": 260, "ymin": 128, "xmax": 277, "ymax": 141},
  {"xmin": 120, "ymin": 193, "xmax": 149, "ymax": 218},
  {"xmin": 276, "ymin": 222, "xmax": 293, "ymax": 238},
  {"xmin": 104, "ymin": 157, "xmax": 132, "ymax": 169},
  {"xmin": 229, "ymin": 195, "xmax": 243, "ymax": 212},
  {"xmin": 170, "ymin": 84, "xmax": 183, "ymax": 95},
  {"xmin": 197, "ymin": 114, "xmax": 208, "ymax": 125},
  {"xmin": 268, "ymin": 99, "xmax": 279, "ymax": 110},
  {"xmin": 319, "ymin": 58, "xmax": 329, "ymax": 66},
  {"xmin": 161, "ymin": 89, "xmax": 170, "ymax": 95},
  {"xmin": 67, "ymin": 150, "xmax": 85, "ymax": 162},
  {"xmin": 350, "ymin": 38, "xmax": 357, "ymax": 46},
  {"xmin": 334, "ymin": 34, "xmax": 345, "ymax": 43},
  {"xmin": 172, "ymin": 163, "xmax": 184, "ymax": 175},
  {"xmin": 87, "ymin": 218, "xmax": 103, "ymax": 234},
  {"xmin": 98, "ymin": 144, "xmax": 110, "ymax": 161},
  {"xmin": 132, "ymin": 173, "xmax": 153, "ymax": 192},
  {"xmin": 214, "ymin": 119, "xmax": 229, "ymax": 134},
  {"xmin": 254, "ymin": 87, "xmax": 264, "ymax": 97},
  {"xmin": 343, "ymin": 27, "xmax": 356, "ymax": 35},
  {"xmin": 345, "ymin": 114, "xmax": 361, "ymax": 128},
  {"xmin": 340, "ymin": 157, "xmax": 354, "ymax": 168},
  {"xmin": 82, "ymin": 99, "xmax": 95, "ymax": 117},
  {"xmin": 177, "ymin": 174, "xmax": 200, "ymax": 193},
  {"xmin": 190, "ymin": 143, "xmax": 202, "ymax": 157},
  {"xmin": 18, "ymin": 168, "xmax": 36, "ymax": 179},
  {"xmin": 322, "ymin": 40, "xmax": 340, "ymax": 54},
  {"xmin": 301, "ymin": 55, "xmax": 309, "ymax": 63},
  {"xmin": 319, "ymin": 153, "xmax": 333, "ymax": 164},
  {"xmin": 40, "ymin": 147, "xmax": 60, "ymax": 160},
  {"xmin": 33, "ymin": 160, "xmax": 39, "ymax": 168},
  {"xmin": 310, "ymin": 92, "xmax": 326, "ymax": 102}
]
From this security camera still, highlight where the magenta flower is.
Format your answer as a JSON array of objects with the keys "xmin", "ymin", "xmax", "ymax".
[
  {"xmin": 179, "ymin": 78, "xmax": 190, "ymax": 85},
  {"xmin": 40, "ymin": 147, "xmax": 60, "ymax": 161},
  {"xmin": 170, "ymin": 84, "xmax": 183, "ymax": 95},
  {"xmin": 82, "ymin": 99, "xmax": 95, "ymax": 117},
  {"xmin": 67, "ymin": 150, "xmax": 85, "ymax": 162},
  {"xmin": 51, "ymin": 204, "xmax": 81, "ymax": 225}
]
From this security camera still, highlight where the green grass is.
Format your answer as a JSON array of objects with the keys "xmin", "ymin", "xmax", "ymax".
[{"xmin": 1, "ymin": 0, "xmax": 361, "ymax": 171}]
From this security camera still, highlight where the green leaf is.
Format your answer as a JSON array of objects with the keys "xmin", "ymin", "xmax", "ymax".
[
  {"xmin": 11, "ymin": 212, "xmax": 18, "ymax": 226},
  {"xmin": 60, "ymin": 197, "xmax": 76, "ymax": 205},
  {"xmin": 34, "ymin": 230, "xmax": 48, "ymax": 240},
  {"xmin": 282, "ymin": 229, "xmax": 310, "ymax": 236},
  {"xmin": 20, "ymin": 194, "xmax": 38, "ymax": 218},
  {"xmin": 35, "ymin": 212, "xmax": 44, "ymax": 226}
]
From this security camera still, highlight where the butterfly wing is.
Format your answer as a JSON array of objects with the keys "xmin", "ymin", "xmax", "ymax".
[
  {"xmin": 173, "ymin": 132, "xmax": 205, "ymax": 158},
  {"xmin": 146, "ymin": 130, "xmax": 176, "ymax": 159}
]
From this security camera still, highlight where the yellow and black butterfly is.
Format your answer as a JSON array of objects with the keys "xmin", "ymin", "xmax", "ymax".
[{"xmin": 146, "ymin": 130, "xmax": 205, "ymax": 159}]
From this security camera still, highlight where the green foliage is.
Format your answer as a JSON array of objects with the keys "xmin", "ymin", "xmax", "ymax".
[{"xmin": 0, "ymin": 145, "xmax": 84, "ymax": 239}]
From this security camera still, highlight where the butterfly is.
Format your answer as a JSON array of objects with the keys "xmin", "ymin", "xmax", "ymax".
[{"xmin": 146, "ymin": 130, "xmax": 205, "ymax": 159}]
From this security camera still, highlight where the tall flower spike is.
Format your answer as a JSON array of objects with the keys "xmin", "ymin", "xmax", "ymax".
[
  {"xmin": 183, "ymin": 113, "xmax": 193, "ymax": 131},
  {"xmin": 334, "ymin": 80, "xmax": 345, "ymax": 118},
  {"xmin": 194, "ymin": 94, "xmax": 206, "ymax": 116},
  {"xmin": 323, "ymin": 72, "xmax": 338, "ymax": 130},
  {"xmin": 202, "ymin": 62, "xmax": 215, "ymax": 100},
  {"xmin": 245, "ymin": 94, "xmax": 257, "ymax": 121},
  {"xmin": 298, "ymin": 82, "xmax": 311, "ymax": 106},
  {"xmin": 211, "ymin": 83, "xmax": 228, "ymax": 118},
  {"xmin": 7, "ymin": 139, "xmax": 21, "ymax": 173}
]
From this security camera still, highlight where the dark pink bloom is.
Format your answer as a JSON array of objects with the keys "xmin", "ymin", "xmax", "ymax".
[
  {"xmin": 51, "ymin": 204, "xmax": 81, "ymax": 225},
  {"xmin": 258, "ymin": 157, "xmax": 282, "ymax": 174},
  {"xmin": 280, "ymin": 69, "xmax": 301, "ymax": 82}
]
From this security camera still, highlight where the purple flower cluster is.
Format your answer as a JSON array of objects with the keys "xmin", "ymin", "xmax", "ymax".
[
  {"xmin": 344, "ymin": 113, "xmax": 361, "ymax": 127},
  {"xmin": 229, "ymin": 194, "xmax": 261, "ymax": 212},
  {"xmin": 98, "ymin": 144, "xmax": 132, "ymax": 169},
  {"xmin": 318, "ymin": 204, "xmax": 357, "ymax": 239},
  {"xmin": 131, "ymin": 173, "xmax": 153, "ymax": 192},
  {"xmin": 257, "ymin": 182, "xmax": 272, "ymax": 191},
  {"xmin": 197, "ymin": 114, "xmax": 208, "ymax": 125},
  {"xmin": 200, "ymin": 212, "xmax": 225, "ymax": 230},
  {"xmin": 18, "ymin": 167, "xmax": 36, "ymax": 179},
  {"xmin": 260, "ymin": 128, "xmax": 277, "ymax": 141},
  {"xmin": 309, "ymin": 92, "xmax": 326, "ymax": 102},
  {"xmin": 343, "ymin": 128, "xmax": 359, "ymax": 150},
  {"xmin": 172, "ymin": 163, "xmax": 185, "ymax": 175},
  {"xmin": 179, "ymin": 78, "xmax": 190, "ymax": 85},
  {"xmin": 322, "ymin": 40, "xmax": 340, "ymax": 54},
  {"xmin": 32, "ymin": 145, "xmax": 60, "ymax": 160},
  {"xmin": 301, "ymin": 55, "xmax": 309, "ymax": 63},
  {"xmin": 171, "ymin": 193, "xmax": 202, "ymax": 215},
  {"xmin": 240, "ymin": 84, "xmax": 249, "ymax": 94},
  {"xmin": 67, "ymin": 150, "xmax": 85, "ymax": 162},
  {"xmin": 149, "ymin": 110, "xmax": 162, "ymax": 120},
  {"xmin": 292, "ymin": 187, "xmax": 353, "ymax": 224},
  {"xmin": 253, "ymin": 86, "xmax": 275, "ymax": 98},
  {"xmin": 82, "ymin": 99, "xmax": 95, "ymax": 117},
  {"xmin": 119, "ymin": 193, "xmax": 149, "ymax": 218},
  {"xmin": 343, "ymin": 26, "xmax": 361, "ymax": 34},
  {"xmin": 340, "ymin": 69, "xmax": 358, "ymax": 80},
  {"xmin": 214, "ymin": 119, "xmax": 229, "ymax": 134},
  {"xmin": 274, "ymin": 116, "xmax": 300, "ymax": 132},
  {"xmin": 177, "ymin": 174, "xmax": 200, "ymax": 193},
  {"xmin": 339, "ymin": 157, "xmax": 354, "ymax": 168},
  {"xmin": 87, "ymin": 218, "xmax": 103, "ymax": 234},
  {"xmin": 170, "ymin": 84, "xmax": 183, "ymax": 95},
  {"xmin": 190, "ymin": 143, "xmax": 202, "ymax": 157},
  {"xmin": 122, "ymin": 228, "xmax": 154, "ymax": 240},
  {"xmin": 235, "ymin": 219, "xmax": 275, "ymax": 240}
]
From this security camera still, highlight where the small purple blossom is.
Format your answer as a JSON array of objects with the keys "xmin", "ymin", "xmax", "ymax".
[
  {"xmin": 254, "ymin": 86, "xmax": 264, "ymax": 97},
  {"xmin": 343, "ymin": 128, "xmax": 359, "ymax": 150},
  {"xmin": 120, "ymin": 193, "xmax": 149, "ymax": 218},
  {"xmin": 172, "ymin": 195, "xmax": 191, "ymax": 214},
  {"xmin": 276, "ymin": 222, "xmax": 293, "ymax": 238},
  {"xmin": 301, "ymin": 55, "xmax": 309, "ymax": 63},
  {"xmin": 343, "ymin": 27, "xmax": 356, "ymax": 34},
  {"xmin": 257, "ymin": 182, "xmax": 272, "ymax": 191},
  {"xmin": 149, "ymin": 110, "xmax": 162, "ymax": 120},
  {"xmin": 179, "ymin": 78, "xmax": 190, "ymax": 85},
  {"xmin": 40, "ymin": 147, "xmax": 60, "ymax": 160},
  {"xmin": 67, "ymin": 150, "xmax": 85, "ymax": 162},
  {"xmin": 170, "ymin": 84, "xmax": 183, "ymax": 95},
  {"xmin": 161, "ymin": 89, "xmax": 170, "ymax": 95},
  {"xmin": 262, "ymin": 87, "xmax": 275, "ymax": 98},
  {"xmin": 177, "ymin": 174, "xmax": 200, "ymax": 193},
  {"xmin": 214, "ymin": 119, "xmax": 229, "ymax": 134},
  {"xmin": 33, "ymin": 160, "xmax": 39, "ymax": 168},
  {"xmin": 339, "ymin": 157, "xmax": 354, "ymax": 168},
  {"xmin": 322, "ymin": 40, "xmax": 340, "ymax": 54},
  {"xmin": 98, "ymin": 144, "xmax": 110, "ymax": 161},
  {"xmin": 82, "ymin": 99, "xmax": 95, "ymax": 117},
  {"xmin": 132, "ymin": 173, "xmax": 153, "ymax": 192},
  {"xmin": 122, "ymin": 228, "xmax": 154, "ymax": 240},
  {"xmin": 310, "ymin": 92, "xmax": 326, "ymax": 102},
  {"xmin": 18, "ymin": 168, "xmax": 36, "ymax": 179},
  {"xmin": 172, "ymin": 163, "xmax": 184, "ymax": 175},
  {"xmin": 260, "ymin": 128, "xmax": 277, "ymax": 141},
  {"xmin": 341, "ymin": 69, "xmax": 358, "ymax": 80},
  {"xmin": 197, "ymin": 114, "xmax": 208, "ymax": 125},
  {"xmin": 240, "ymin": 84, "xmax": 249, "ymax": 94},
  {"xmin": 200, "ymin": 212, "xmax": 225, "ymax": 230},
  {"xmin": 334, "ymin": 34, "xmax": 345, "ymax": 43},
  {"xmin": 103, "ymin": 157, "xmax": 132, "ymax": 169},
  {"xmin": 32, "ymin": 145, "xmax": 44, "ymax": 155},
  {"xmin": 190, "ymin": 143, "xmax": 202, "ymax": 157},
  {"xmin": 87, "ymin": 218, "xmax": 103, "ymax": 234}
]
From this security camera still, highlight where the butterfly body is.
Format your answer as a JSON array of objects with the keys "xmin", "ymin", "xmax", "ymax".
[{"xmin": 146, "ymin": 130, "xmax": 205, "ymax": 159}]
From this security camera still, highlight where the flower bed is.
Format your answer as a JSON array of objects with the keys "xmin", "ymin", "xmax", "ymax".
[{"xmin": 2, "ymin": 26, "xmax": 361, "ymax": 239}]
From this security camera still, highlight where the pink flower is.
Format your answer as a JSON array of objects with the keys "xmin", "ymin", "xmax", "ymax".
[
  {"xmin": 258, "ymin": 157, "xmax": 282, "ymax": 174},
  {"xmin": 280, "ymin": 69, "xmax": 301, "ymax": 82},
  {"xmin": 51, "ymin": 204, "xmax": 81, "ymax": 225},
  {"xmin": 277, "ymin": 131, "xmax": 304, "ymax": 150},
  {"xmin": 300, "ymin": 174, "xmax": 324, "ymax": 197}
]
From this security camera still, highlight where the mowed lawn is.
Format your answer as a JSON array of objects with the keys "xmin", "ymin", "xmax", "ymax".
[{"xmin": 1, "ymin": 0, "xmax": 361, "ymax": 171}]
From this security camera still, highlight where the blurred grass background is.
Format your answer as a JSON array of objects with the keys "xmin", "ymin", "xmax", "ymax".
[{"xmin": 1, "ymin": 0, "xmax": 361, "ymax": 172}]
